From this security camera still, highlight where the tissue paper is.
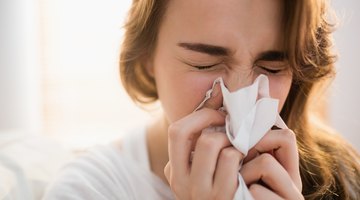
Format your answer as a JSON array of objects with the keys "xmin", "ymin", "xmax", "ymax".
[{"xmin": 194, "ymin": 74, "xmax": 287, "ymax": 200}]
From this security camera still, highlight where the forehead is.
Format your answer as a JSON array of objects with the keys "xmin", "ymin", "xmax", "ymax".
[{"xmin": 159, "ymin": 0, "xmax": 284, "ymax": 53}]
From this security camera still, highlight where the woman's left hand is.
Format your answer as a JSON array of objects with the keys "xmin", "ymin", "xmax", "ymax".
[{"xmin": 240, "ymin": 128, "xmax": 304, "ymax": 199}]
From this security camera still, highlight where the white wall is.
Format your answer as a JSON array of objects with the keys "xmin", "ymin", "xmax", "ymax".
[{"xmin": 330, "ymin": 1, "xmax": 360, "ymax": 151}]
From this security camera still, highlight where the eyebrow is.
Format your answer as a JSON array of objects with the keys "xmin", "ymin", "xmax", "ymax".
[
  {"xmin": 257, "ymin": 51, "xmax": 287, "ymax": 61},
  {"xmin": 178, "ymin": 42, "xmax": 287, "ymax": 61},
  {"xmin": 177, "ymin": 42, "xmax": 231, "ymax": 56}
]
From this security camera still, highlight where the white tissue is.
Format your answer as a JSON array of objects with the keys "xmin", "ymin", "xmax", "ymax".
[{"xmin": 194, "ymin": 74, "xmax": 287, "ymax": 200}]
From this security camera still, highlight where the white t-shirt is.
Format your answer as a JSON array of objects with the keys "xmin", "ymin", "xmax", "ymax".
[{"xmin": 43, "ymin": 127, "xmax": 174, "ymax": 200}]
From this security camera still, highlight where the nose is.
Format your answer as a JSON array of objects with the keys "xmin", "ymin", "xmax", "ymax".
[{"xmin": 223, "ymin": 68, "xmax": 256, "ymax": 92}]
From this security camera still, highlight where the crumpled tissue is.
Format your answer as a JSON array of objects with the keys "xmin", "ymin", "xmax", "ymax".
[{"xmin": 194, "ymin": 74, "xmax": 288, "ymax": 200}]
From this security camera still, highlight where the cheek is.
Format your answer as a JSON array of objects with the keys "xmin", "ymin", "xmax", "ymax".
[
  {"xmin": 155, "ymin": 68, "xmax": 216, "ymax": 123},
  {"xmin": 268, "ymin": 75, "xmax": 292, "ymax": 111}
]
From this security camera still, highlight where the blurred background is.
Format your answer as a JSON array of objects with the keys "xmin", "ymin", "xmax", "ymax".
[
  {"xmin": 0, "ymin": 0, "xmax": 151, "ymax": 150},
  {"xmin": 0, "ymin": 0, "xmax": 359, "ymax": 150}
]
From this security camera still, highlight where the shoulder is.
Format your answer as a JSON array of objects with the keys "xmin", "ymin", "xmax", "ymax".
[
  {"xmin": 43, "ymin": 128, "xmax": 174, "ymax": 200},
  {"xmin": 43, "ymin": 145, "xmax": 135, "ymax": 200}
]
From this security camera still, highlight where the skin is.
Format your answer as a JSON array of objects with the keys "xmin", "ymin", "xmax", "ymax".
[{"xmin": 144, "ymin": 0, "xmax": 303, "ymax": 199}]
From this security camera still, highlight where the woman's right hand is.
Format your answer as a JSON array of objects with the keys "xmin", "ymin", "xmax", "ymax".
[{"xmin": 164, "ymin": 84, "xmax": 244, "ymax": 200}]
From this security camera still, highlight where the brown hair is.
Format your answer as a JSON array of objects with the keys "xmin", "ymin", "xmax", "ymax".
[
  {"xmin": 120, "ymin": 0, "xmax": 166, "ymax": 104},
  {"xmin": 281, "ymin": 1, "xmax": 360, "ymax": 199},
  {"xmin": 120, "ymin": 0, "xmax": 360, "ymax": 199}
]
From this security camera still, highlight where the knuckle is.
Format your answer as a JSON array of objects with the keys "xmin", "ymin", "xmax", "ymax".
[
  {"xmin": 249, "ymin": 184, "xmax": 262, "ymax": 194},
  {"xmin": 199, "ymin": 108, "xmax": 224, "ymax": 122},
  {"xmin": 168, "ymin": 122, "xmax": 183, "ymax": 140},
  {"xmin": 197, "ymin": 132, "xmax": 221, "ymax": 149},
  {"xmin": 282, "ymin": 129, "xmax": 297, "ymax": 146},
  {"xmin": 283, "ymin": 129, "xmax": 297, "ymax": 149},
  {"xmin": 259, "ymin": 153, "xmax": 276, "ymax": 166},
  {"xmin": 220, "ymin": 148, "xmax": 242, "ymax": 162}
]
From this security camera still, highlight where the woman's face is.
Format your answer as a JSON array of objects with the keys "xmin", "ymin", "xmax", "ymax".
[{"xmin": 151, "ymin": 0, "xmax": 293, "ymax": 123}]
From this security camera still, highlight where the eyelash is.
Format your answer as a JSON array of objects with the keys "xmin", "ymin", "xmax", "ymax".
[
  {"xmin": 191, "ymin": 61, "xmax": 285, "ymax": 75},
  {"xmin": 253, "ymin": 61, "xmax": 288, "ymax": 75},
  {"xmin": 194, "ymin": 64, "xmax": 282, "ymax": 74},
  {"xmin": 194, "ymin": 64, "xmax": 218, "ymax": 70},
  {"xmin": 257, "ymin": 66, "xmax": 282, "ymax": 74}
]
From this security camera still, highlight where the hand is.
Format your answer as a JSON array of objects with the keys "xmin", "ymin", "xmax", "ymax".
[
  {"xmin": 164, "ymin": 83, "xmax": 243, "ymax": 200},
  {"xmin": 240, "ymin": 129, "xmax": 304, "ymax": 199}
]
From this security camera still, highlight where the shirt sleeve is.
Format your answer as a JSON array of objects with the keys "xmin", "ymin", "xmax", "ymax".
[{"xmin": 42, "ymin": 148, "xmax": 132, "ymax": 200}]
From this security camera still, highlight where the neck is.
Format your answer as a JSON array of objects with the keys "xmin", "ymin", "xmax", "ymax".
[{"xmin": 146, "ymin": 113, "xmax": 170, "ymax": 184}]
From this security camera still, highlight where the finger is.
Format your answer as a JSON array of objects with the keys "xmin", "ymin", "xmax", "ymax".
[
  {"xmin": 240, "ymin": 153, "xmax": 301, "ymax": 199},
  {"xmin": 168, "ymin": 108, "xmax": 225, "ymax": 180},
  {"xmin": 249, "ymin": 184, "xmax": 283, "ymax": 200},
  {"xmin": 252, "ymin": 129, "xmax": 301, "ymax": 190},
  {"xmin": 191, "ymin": 81, "xmax": 224, "ymax": 150},
  {"xmin": 213, "ymin": 146, "xmax": 244, "ymax": 199},
  {"xmin": 164, "ymin": 162, "xmax": 190, "ymax": 200},
  {"xmin": 190, "ymin": 131, "xmax": 231, "ymax": 192}
]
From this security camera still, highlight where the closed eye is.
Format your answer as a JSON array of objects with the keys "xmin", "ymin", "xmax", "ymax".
[
  {"xmin": 255, "ymin": 64, "xmax": 284, "ymax": 74},
  {"xmin": 194, "ymin": 64, "xmax": 218, "ymax": 70},
  {"xmin": 260, "ymin": 66, "xmax": 282, "ymax": 74}
]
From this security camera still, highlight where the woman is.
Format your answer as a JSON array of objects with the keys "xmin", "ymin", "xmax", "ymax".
[{"xmin": 44, "ymin": 0, "xmax": 360, "ymax": 199}]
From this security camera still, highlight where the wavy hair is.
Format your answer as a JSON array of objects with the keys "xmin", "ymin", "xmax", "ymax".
[{"xmin": 120, "ymin": 0, "xmax": 360, "ymax": 199}]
